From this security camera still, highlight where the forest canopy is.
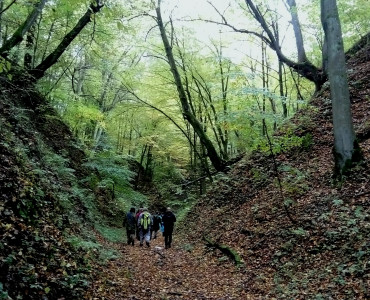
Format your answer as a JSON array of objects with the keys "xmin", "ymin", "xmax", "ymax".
[{"xmin": 0, "ymin": 0, "xmax": 369, "ymax": 180}]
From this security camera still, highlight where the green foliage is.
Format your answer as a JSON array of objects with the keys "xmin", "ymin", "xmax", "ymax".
[
  {"xmin": 67, "ymin": 235, "xmax": 101, "ymax": 251},
  {"xmin": 67, "ymin": 234, "xmax": 120, "ymax": 263},
  {"xmin": 0, "ymin": 283, "xmax": 9, "ymax": 300},
  {"xmin": 82, "ymin": 151, "xmax": 147, "ymax": 225},
  {"xmin": 94, "ymin": 225, "xmax": 125, "ymax": 243},
  {"xmin": 173, "ymin": 198, "xmax": 197, "ymax": 224},
  {"xmin": 277, "ymin": 164, "xmax": 309, "ymax": 197},
  {"xmin": 258, "ymin": 132, "xmax": 313, "ymax": 155},
  {"xmin": 41, "ymin": 153, "xmax": 76, "ymax": 181},
  {"xmin": 291, "ymin": 227, "xmax": 308, "ymax": 237},
  {"xmin": 0, "ymin": 57, "xmax": 12, "ymax": 80},
  {"xmin": 115, "ymin": 189, "xmax": 147, "ymax": 212},
  {"xmin": 153, "ymin": 161, "xmax": 187, "ymax": 204},
  {"xmin": 84, "ymin": 152, "xmax": 135, "ymax": 188},
  {"xmin": 250, "ymin": 167, "xmax": 269, "ymax": 184}
]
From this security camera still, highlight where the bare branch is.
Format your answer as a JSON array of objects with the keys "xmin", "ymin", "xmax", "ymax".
[{"xmin": 0, "ymin": 0, "xmax": 17, "ymax": 16}]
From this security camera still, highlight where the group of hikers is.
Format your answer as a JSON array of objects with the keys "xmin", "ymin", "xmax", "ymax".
[{"xmin": 124, "ymin": 207, "xmax": 176, "ymax": 249}]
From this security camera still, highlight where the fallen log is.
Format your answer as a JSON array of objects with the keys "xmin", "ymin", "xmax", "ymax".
[{"xmin": 203, "ymin": 236, "xmax": 243, "ymax": 267}]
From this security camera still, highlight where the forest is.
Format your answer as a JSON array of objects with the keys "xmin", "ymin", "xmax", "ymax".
[{"xmin": 0, "ymin": 0, "xmax": 369, "ymax": 299}]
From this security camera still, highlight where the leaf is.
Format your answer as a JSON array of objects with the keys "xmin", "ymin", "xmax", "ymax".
[
  {"xmin": 332, "ymin": 199, "xmax": 343, "ymax": 206},
  {"xmin": 117, "ymin": 21, "xmax": 124, "ymax": 30},
  {"xmin": 291, "ymin": 227, "xmax": 308, "ymax": 237}
]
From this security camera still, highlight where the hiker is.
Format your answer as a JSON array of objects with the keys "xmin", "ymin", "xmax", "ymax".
[
  {"xmin": 124, "ymin": 207, "xmax": 136, "ymax": 246},
  {"xmin": 137, "ymin": 208, "xmax": 153, "ymax": 247},
  {"xmin": 151, "ymin": 213, "xmax": 162, "ymax": 240},
  {"xmin": 135, "ymin": 208, "xmax": 143, "ymax": 241},
  {"xmin": 162, "ymin": 207, "xmax": 176, "ymax": 249}
]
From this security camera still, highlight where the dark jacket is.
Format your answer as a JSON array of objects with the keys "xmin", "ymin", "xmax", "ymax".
[
  {"xmin": 125, "ymin": 211, "xmax": 136, "ymax": 231},
  {"xmin": 151, "ymin": 215, "xmax": 161, "ymax": 231},
  {"xmin": 162, "ymin": 211, "xmax": 176, "ymax": 233}
]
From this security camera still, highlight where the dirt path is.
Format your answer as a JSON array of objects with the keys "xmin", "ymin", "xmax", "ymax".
[{"xmin": 86, "ymin": 233, "xmax": 256, "ymax": 300}]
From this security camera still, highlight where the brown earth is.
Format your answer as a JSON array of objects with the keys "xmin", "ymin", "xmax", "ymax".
[{"xmin": 85, "ymin": 44, "xmax": 370, "ymax": 299}]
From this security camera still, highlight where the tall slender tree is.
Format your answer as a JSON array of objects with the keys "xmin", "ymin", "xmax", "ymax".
[
  {"xmin": 320, "ymin": 0, "xmax": 361, "ymax": 174},
  {"xmin": 155, "ymin": 0, "xmax": 225, "ymax": 171}
]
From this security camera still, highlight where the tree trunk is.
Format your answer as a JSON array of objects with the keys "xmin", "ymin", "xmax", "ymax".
[
  {"xmin": 30, "ymin": 1, "xmax": 104, "ymax": 80},
  {"xmin": 320, "ymin": 0, "xmax": 361, "ymax": 174},
  {"xmin": 144, "ymin": 145, "xmax": 153, "ymax": 181},
  {"xmin": 0, "ymin": 0, "xmax": 47, "ymax": 57},
  {"xmin": 261, "ymin": 39, "xmax": 267, "ymax": 136},
  {"xmin": 193, "ymin": 77, "xmax": 225, "ymax": 158},
  {"xmin": 279, "ymin": 60, "xmax": 288, "ymax": 117},
  {"xmin": 286, "ymin": 0, "xmax": 308, "ymax": 63},
  {"xmin": 24, "ymin": 25, "xmax": 35, "ymax": 69},
  {"xmin": 155, "ymin": 1, "xmax": 225, "ymax": 171},
  {"xmin": 217, "ymin": 44, "xmax": 230, "ymax": 159},
  {"xmin": 0, "ymin": 1, "xmax": 3, "ymax": 46}
]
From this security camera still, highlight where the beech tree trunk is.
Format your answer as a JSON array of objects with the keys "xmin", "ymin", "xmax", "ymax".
[
  {"xmin": 24, "ymin": 26, "xmax": 35, "ymax": 69},
  {"xmin": 279, "ymin": 60, "xmax": 288, "ymax": 117},
  {"xmin": 0, "ymin": 0, "xmax": 47, "ymax": 57},
  {"xmin": 286, "ymin": 0, "xmax": 308, "ymax": 63},
  {"xmin": 155, "ymin": 1, "xmax": 225, "ymax": 171},
  {"xmin": 320, "ymin": 0, "xmax": 360, "ymax": 174},
  {"xmin": 30, "ymin": 1, "xmax": 104, "ymax": 80},
  {"xmin": 217, "ymin": 44, "xmax": 230, "ymax": 159}
]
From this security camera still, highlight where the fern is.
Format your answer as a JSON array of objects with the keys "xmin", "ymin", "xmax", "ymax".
[
  {"xmin": 41, "ymin": 153, "xmax": 76, "ymax": 181},
  {"xmin": 84, "ymin": 154, "xmax": 135, "ymax": 186}
]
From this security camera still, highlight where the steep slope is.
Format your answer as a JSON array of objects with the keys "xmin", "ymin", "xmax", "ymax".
[
  {"xmin": 0, "ymin": 77, "xmax": 98, "ymax": 299},
  {"xmin": 183, "ymin": 42, "xmax": 370, "ymax": 299}
]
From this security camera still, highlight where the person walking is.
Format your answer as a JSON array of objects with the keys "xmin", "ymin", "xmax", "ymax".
[
  {"xmin": 135, "ymin": 208, "xmax": 143, "ymax": 241},
  {"xmin": 162, "ymin": 207, "xmax": 176, "ymax": 249},
  {"xmin": 137, "ymin": 208, "xmax": 153, "ymax": 247},
  {"xmin": 124, "ymin": 207, "xmax": 136, "ymax": 246},
  {"xmin": 151, "ymin": 213, "xmax": 161, "ymax": 240}
]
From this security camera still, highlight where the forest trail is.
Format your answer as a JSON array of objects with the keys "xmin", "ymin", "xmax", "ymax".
[{"xmin": 86, "ymin": 233, "xmax": 255, "ymax": 300}]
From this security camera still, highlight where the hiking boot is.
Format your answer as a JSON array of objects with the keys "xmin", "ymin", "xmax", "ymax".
[
  {"xmin": 140, "ymin": 243, "xmax": 143, "ymax": 247},
  {"xmin": 146, "ymin": 241, "xmax": 150, "ymax": 247}
]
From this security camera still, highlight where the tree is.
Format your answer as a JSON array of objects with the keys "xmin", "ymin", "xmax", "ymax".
[
  {"xmin": 206, "ymin": 0, "xmax": 327, "ymax": 91},
  {"xmin": 285, "ymin": 0, "xmax": 308, "ymax": 64},
  {"xmin": 0, "ymin": 0, "xmax": 48, "ymax": 57},
  {"xmin": 30, "ymin": 0, "xmax": 104, "ymax": 80},
  {"xmin": 0, "ymin": 0, "xmax": 104, "ymax": 82},
  {"xmin": 320, "ymin": 0, "xmax": 361, "ymax": 174},
  {"xmin": 155, "ymin": 0, "xmax": 226, "ymax": 171}
]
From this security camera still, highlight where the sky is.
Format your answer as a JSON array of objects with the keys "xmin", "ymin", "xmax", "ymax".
[{"xmin": 159, "ymin": 0, "xmax": 298, "ymax": 62}]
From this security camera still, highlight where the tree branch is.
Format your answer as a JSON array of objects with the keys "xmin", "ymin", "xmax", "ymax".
[
  {"xmin": 0, "ymin": 0, "xmax": 17, "ymax": 16},
  {"xmin": 0, "ymin": 0, "xmax": 48, "ymax": 57},
  {"xmin": 30, "ymin": 1, "xmax": 104, "ymax": 80}
]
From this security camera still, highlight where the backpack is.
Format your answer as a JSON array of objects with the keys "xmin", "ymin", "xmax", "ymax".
[{"xmin": 140, "ymin": 212, "xmax": 151, "ymax": 230}]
